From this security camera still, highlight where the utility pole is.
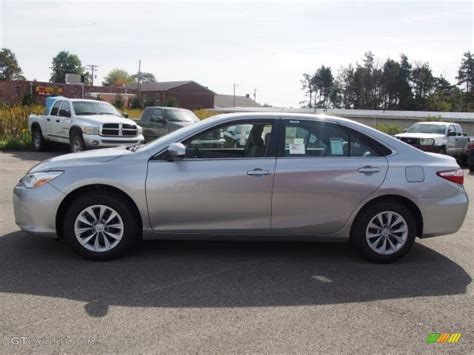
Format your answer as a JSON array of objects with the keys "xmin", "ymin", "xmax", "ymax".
[
  {"xmin": 137, "ymin": 60, "xmax": 142, "ymax": 101},
  {"xmin": 253, "ymin": 89, "xmax": 257, "ymax": 102},
  {"xmin": 233, "ymin": 83, "xmax": 238, "ymax": 107},
  {"xmin": 85, "ymin": 64, "xmax": 98, "ymax": 86}
]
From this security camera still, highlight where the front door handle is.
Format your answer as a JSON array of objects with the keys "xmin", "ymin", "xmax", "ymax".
[
  {"xmin": 247, "ymin": 168, "xmax": 271, "ymax": 176},
  {"xmin": 55, "ymin": 119, "xmax": 60, "ymax": 123},
  {"xmin": 358, "ymin": 166, "xmax": 381, "ymax": 174}
]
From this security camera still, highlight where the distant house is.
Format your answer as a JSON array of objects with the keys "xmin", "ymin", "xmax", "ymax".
[
  {"xmin": 127, "ymin": 81, "xmax": 215, "ymax": 110},
  {"xmin": 214, "ymin": 94, "xmax": 260, "ymax": 109}
]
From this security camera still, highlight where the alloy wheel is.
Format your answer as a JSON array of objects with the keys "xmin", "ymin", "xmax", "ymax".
[
  {"xmin": 365, "ymin": 211, "xmax": 408, "ymax": 255},
  {"xmin": 74, "ymin": 205, "xmax": 124, "ymax": 252}
]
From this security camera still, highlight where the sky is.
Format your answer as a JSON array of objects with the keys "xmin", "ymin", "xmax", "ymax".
[{"xmin": 0, "ymin": 0, "xmax": 472, "ymax": 107}]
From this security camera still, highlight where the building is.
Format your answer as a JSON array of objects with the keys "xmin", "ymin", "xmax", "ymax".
[
  {"xmin": 214, "ymin": 94, "xmax": 260, "ymax": 109},
  {"xmin": 128, "ymin": 81, "xmax": 215, "ymax": 110},
  {"xmin": 0, "ymin": 80, "xmax": 129, "ymax": 106}
]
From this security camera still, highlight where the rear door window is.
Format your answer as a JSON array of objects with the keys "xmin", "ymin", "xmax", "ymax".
[{"xmin": 50, "ymin": 101, "xmax": 62, "ymax": 116}]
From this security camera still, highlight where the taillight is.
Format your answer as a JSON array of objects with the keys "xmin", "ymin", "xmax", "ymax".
[{"xmin": 436, "ymin": 169, "xmax": 464, "ymax": 185}]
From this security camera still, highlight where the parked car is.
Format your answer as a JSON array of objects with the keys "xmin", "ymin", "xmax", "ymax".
[
  {"xmin": 138, "ymin": 106, "xmax": 199, "ymax": 142},
  {"xmin": 13, "ymin": 113, "xmax": 468, "ymax": 263},
  {"xmin": 467, "ymin": 137, "xmax": 474, "ymax": 171},
  {"xmin": 395, "ymin": 122, "xmax": 469, "ymax": 161},
  {"xmin": 29, "ymin": 98, "xmax": 144, "ymax": 152}
]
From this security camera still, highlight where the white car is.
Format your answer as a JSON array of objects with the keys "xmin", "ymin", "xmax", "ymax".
[{"xmin": 29, "ymin": 98, "xmax": 144, "ymax": 152}]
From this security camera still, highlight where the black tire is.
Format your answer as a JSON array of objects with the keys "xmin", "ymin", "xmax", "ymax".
[
  {"xmin": 31, "ymin": 126, "xmax": 47, "ymax": 151},
  {"xmin": 63, "ymin": 192, "xmax": 140, "ymax": 260},
  {"xmin": 350, "ymin": 201, "xmax": 416, "ymax": 263},
  {"xmin": 70, "ymin": 132, "xmax": 86, "ymax": 153}
]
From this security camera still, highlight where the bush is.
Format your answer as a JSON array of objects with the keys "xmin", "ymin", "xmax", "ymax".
[
  {"xmin": 130, "ymin": 96, "xmax": 142, "ymax": 109},
  {"xmin": 21, "ymin": 94, "xmax": 37, "ymax": 106},
  {"xmin": 114, "ymin": 94, "xmax": 124, "ymax": 109},
  {"xmin": 194, "ymin": 109, "xmax": 219, "ymax": 120},
  {"xmin": 376, "ymin": 124, "xmax": 403, "ymax": 136},
  {"xmin": 164, "ymin": 97, "xmax": 178, "ymax": 107},
  {"xmin": 0, "ymin": 105, "xmax": 43, "ymax": 150}
]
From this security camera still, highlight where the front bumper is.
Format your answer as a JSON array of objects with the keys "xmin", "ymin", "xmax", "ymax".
[
  {"xmin": 13, "ymin": 181, "xmax": 65, "ymax": 238},
  {"xmin": 83, "ymin": 134, "xmax": 145, "ymax": 148},
  {"xmin": 417, "ymin": 187, "xmax": 469, "ymax": 238}
]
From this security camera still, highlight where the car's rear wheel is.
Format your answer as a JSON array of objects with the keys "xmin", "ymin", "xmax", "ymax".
[
  {"xmin": 63, "ymin": 192, "xmax": 140, "ymax": 260},
  {"xmin": 70, "ymin": 133, "xmax": 86, "ymax": 153},
  {"xmin": 32, "ymin": 126, "xmax": 47, "ymax": 151},
  {"xmin": 351, "ymin": 201, "xmax": 416, "ymax": 263}
]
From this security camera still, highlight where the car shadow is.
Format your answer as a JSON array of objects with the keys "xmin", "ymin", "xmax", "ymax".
[
  {"xmin": 1, "ymin": 147, "xmax": 66, "ymax": 161},
  {"xmin": 0, "ymin": 231, "xmax": 470, "ymax": 318}
]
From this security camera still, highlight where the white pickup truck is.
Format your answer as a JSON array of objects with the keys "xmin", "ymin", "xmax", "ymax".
[
  {"xmin": 28, "ymin": 98, "xmax": 144, "ymax": 152},
  {"xmin": 395, "ymin": 121, "xmax": 470, "ymax": 159}
]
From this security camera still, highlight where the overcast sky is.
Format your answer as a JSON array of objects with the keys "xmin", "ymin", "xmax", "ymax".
[{"xmin": 1, "ymin": 0, "xmax": 472, "ymax": 107}]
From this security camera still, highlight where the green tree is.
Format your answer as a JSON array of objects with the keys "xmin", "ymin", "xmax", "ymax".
[
  {"xmin": 50, "ymin": 51, "xmax": 84, "ymax": 83},
  {"xmin": 300, "ymin": 73, "xmax": 314, "ymax": 108},
  {"xmin": 411, "ymin": 63, "xmax": 435, "ymax": 110},
  {"xmin": 0, "ymin": 48, "xmax": 25, "ymax": 80},
  {"xmin": 456, "ymin": 51, "xmax": 474, "ymax": 111},
  {"xmin": 131, "ymin": 72, "xmax": 157, "ymax": 83},
  {"xmin": 103, "ymin": 68, "xmax": 134, "ymax": 87},
  {"xmin": 398, "ymin": 54, "xmax": 414, "ymax": 110},
  {"xmin": 312, "ymin": 65, "xmax": 334, "ymax": 108}
]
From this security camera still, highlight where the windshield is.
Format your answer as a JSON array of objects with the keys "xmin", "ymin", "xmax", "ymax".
[
  {"xmin": 407, "ymin": 124, "xmax": 446, "ymax": 134},
  {"xmin": 73, "ymin": 101, "xmax": 122, "ymax": 116},
  {"xmin": 166, "ymin": 109, "xmax": 199, "ymax": 122}
]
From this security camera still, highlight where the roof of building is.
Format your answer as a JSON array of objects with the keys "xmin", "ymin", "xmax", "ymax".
[
  {"xmin": 214, "ymin": 94, "xmax": 260, "ymax": 108},
  {"xmin": 127, "ymin": 80, "xmax": 214, "ymax": 93}
]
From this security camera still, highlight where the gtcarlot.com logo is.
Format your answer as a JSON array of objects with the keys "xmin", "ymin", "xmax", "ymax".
[{"xmin": 426, "ymin": 333, "xmax": 462, "ymax": 344}]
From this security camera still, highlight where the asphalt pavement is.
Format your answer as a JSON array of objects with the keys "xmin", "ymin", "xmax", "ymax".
[{"xmin": 0, "ymin": 150, "xmax": 472, "ymax": 353}]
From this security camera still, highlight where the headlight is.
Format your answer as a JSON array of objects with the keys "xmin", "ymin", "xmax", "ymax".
[
  {"xmin": 137, "ymin": 125, "xmax": 143, "ymax": 135},
  {"xmin": 20, "ymin": 171, "xmax": 63, "ymax": 188},
  {"xmin": 82, "ymin": 126, "xmax": 99, "ymax": 135},
  {"xmin": 420, "ymin": 138, "xmax": 434, "ymax": 145}
]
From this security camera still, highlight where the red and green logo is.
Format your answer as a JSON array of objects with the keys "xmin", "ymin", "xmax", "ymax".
[{"xmin": 426, "ymin": 333, "xmax": 462, "ymax": 344}]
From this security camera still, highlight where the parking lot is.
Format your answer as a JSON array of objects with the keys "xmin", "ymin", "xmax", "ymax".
[{"xmin": 0, "ymin": 150, "xmax": 473, "ymax": 353}]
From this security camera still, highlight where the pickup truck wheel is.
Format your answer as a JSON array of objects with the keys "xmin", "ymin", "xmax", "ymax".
[
  {"xmin": 70, "ymin": 133, "xmax": 86, "ymax": 153},
  {"xmin": 32, "ymin": 127, "xmax": 47, "ymax": 151},
  {"xmin": 63, "ymin": 192, "xmax": 140, "ymax": 260}
]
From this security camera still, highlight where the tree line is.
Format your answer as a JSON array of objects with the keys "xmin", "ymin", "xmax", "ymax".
[
  {"xmin": 301, "ymin": 51, "xmax": 474, "ymax": 112},
  {"xmin": 0, "ymin": 48, "xmax": 157, "ymax": 87}
]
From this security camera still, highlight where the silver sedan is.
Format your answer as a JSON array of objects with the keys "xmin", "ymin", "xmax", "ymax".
[{"xmin": 13, "ymin": 113, "xmax": 469, "ymax": 262}]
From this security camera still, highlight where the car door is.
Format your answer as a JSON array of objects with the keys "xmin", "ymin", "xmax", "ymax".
[
  {"xmin": 454, "ymin": 124, "xmax": 466, "ymax": 154},
  {"xmin": 144, "ymin": 108, "xmax": 167, "ymax": 141},
  {"xmin": 447, "ymin": 125, "xmax": 457, "ymax": 155},
  {"xmin": 47, "ymin": 100, "xmax": 62, "ymax": 136},
  {"xmin": 57, "ymin": 101, "xmax": 73, "ymax": 138},
  {"xmin": 271, "ymin": 118, "xmax": 389, "ymax": 235},
  {"xmin": 146, "ymin": 118, "xmax": 278, "ymax": 233}
]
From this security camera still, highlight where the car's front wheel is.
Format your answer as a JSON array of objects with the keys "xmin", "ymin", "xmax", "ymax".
[
  {"xmin": 63, "ymin": 192, "xmax": 140, "ymax": 260},
  {"xmin": 70, "ymin": 133, "xmax": 86, "ymax": 153},
  {"xmin": 351, "ymin": 201, "xmax": 416, "ymax": 263}
]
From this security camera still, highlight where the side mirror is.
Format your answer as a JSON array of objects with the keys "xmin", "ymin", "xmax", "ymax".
[
  {"xmin": 168, "ymin": 142, "xmax": 186, "ymax": 160},
  {"xmin": 122, "ymin": 112, "xmax": 129, "ymax": 118}
]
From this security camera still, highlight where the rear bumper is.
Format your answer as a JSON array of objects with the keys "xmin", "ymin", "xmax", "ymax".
[
  {"xmin": 83, "ymin": 134, "xmax": 144, "ymax": 148},
  {"xmin": 417, "ymin": 187, "xmax": 469, "ymax": 238},
  {"xmin": 13, "ymin": 182, "xmax": 64, "ymax": 238}
]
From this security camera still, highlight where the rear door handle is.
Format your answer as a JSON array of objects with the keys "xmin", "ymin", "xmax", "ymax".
[
  {"xmin": 358, "ymin": 166, "xmax": 381, "ymax": 174},
  {"xmin": 46, "ymin": 118, "xmax": 50, "ymax": 121},
  {"xmin": 247, "ymin": 168, "xmax": 271, "ymax": 176},
  {"xmin": 55, "ymin": 119, "xmax": 60, "ymax": 123}
]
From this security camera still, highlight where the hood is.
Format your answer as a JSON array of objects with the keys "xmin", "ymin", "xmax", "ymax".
[
  {"xmin": 75, "ymin": 114, "xmax": 138, "ymax": 126},
  {"xmin": 29, "ymin": 147, "xmax": 132, "ymax": 173},
  {"xmin": 395, "ymin": 132, "xmax": 445, "ymax": 139}
]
